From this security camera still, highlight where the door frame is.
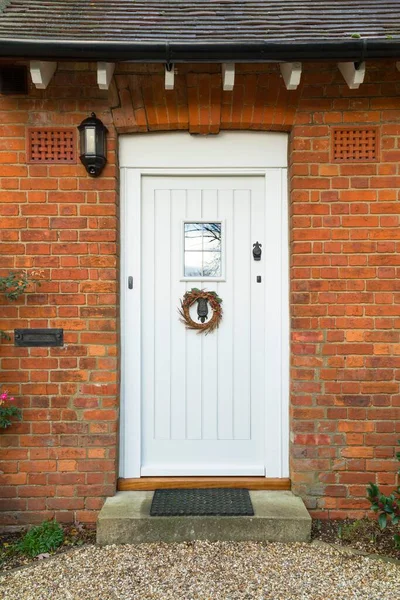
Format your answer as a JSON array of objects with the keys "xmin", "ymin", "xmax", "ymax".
[{"xmin": 119, "ymin": 132, "xmax": 289, "ymax": 480}]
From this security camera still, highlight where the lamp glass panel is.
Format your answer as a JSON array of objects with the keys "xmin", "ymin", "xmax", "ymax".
[{"xmin": 85, "ymin": 127, "xmax": 96, "ymax": 155}]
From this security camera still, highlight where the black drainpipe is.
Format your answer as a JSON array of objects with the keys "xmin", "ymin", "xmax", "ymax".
[{"xmin": 0, "ymin": 38, "xmax": 399, "ymax": 63}]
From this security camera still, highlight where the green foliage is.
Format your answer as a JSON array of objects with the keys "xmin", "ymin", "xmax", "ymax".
[
  {"xmin": 350, "ymin": 33, "xmax": 361, "ymax": 39},
  {"xmin": 17, "ymin": 520, "xmax": 64, "ymax": 557},
  {"xmin": 0, "ymin": 404, "xmax": 21, "ymax": 429},
  {"xmin": 0, "ymin": 270, "xmax": 42, "ymax": 341},
  {"xmin": 0, "ymin": 271, "xmax": 39, "ymax": 301},
  {"xmin": 0, "ymin": 389, "xmax": 21, "ymax": 429},
  {"xmin": 337, "ymin": 519, "xmax": 377, "ymax": 543},
  {"xmin": 367, "ymin": 440, "xmax": 400, "ymax": 549}
]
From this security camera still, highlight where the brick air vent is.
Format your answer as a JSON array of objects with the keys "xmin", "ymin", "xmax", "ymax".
[
  {"xmin": 27, "ymin": 128, "xmax": 77, "ymax": 163},
  {"xmin": 332, "ymin": 127, "xmax": 379, "ymax": 162}
]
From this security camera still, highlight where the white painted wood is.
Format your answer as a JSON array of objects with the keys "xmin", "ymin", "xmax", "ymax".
[
  {"xmin": 119, "ymin": 132, "xmax": 288, "ymax": 169},
  {"xmin": 201, "ymin": 189, "xmax": 219, "ymax": 440},
  {"xmin": 184, "ymin": 189, "xmax": 203, "ymax": 441},
  {"xmin": 232, "ymin": 189, "xmax": 252, "ymax": 440},
  {"xmin": 338, "ymin": 61, "xmax": 366, "ymax": 89},
  {"xmin": 165, "ymin": 64, "xmax": 175, "ymax": 90},
  {"xmin": 141, "ymin": 178, "xmax": 156, "ymax": 471},
  {"xmin": 120, "ymin": 169, "xmax": 142, "ymax": 478},
  {"xmin": 217, "ymin": 189, "xmax": 234, "ymax": 441},
  {"xmin": 140, "ymin": 176, "xmax": 266, "ymax": 475},
  {"xmin": 120, "ymin": 132, "xmax": 289, "ymax": 479},
  {"xmin": 280, "ymin": 169, "xmax": 290, "ymax": 478},
  {"xmin": 222, "ymin": 63, "xmax": 235, "ymax": 91},
  {"xmin": 97, "ymin": 62, "xmax": 115, "ymax": 90},
  {"xmin": 263, "ymin": 168, "xmax": 290, "ymax": 478},
  {"xmin": 170, "ymin": 191, "xmax": 187, "ymax": 440},
  {"xmin": 141, "ymin": 465, "xmax": 264, "ymax": 476},
  {"xmin": 154, "ymin": 189, "xmax": 172, "ymax": 439},
  {"xmin": 30, "ymin": 60, "xmax": 57, "ymax": 89},
  {"xmin": 280, "ymin": 62, "xmax": 302, "ymax": 90}
]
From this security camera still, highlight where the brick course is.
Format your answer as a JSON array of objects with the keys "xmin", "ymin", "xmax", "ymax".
[{"xmin": 0, "ymin": 60, "xmax": 399, "ymax": 526}]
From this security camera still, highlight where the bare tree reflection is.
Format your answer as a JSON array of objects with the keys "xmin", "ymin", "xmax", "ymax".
[{"xmin": 184, "ymin": 223, "xmax": 222, "ymax": 277}]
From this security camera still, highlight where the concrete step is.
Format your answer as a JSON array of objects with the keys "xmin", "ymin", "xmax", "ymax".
[{"xmin": 97, "ymin": 490, "xmax": 311, "ymax": 545}]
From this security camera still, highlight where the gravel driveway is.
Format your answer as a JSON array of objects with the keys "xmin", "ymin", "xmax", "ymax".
[{"xmin": 0, "ymin": 541, "xmax": 399, "ymax": 600}]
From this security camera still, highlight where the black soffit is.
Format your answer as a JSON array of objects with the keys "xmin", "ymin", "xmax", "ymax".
[{"xmin": 0, "ymin": 1, "xmax": 400, "ymax": 62}]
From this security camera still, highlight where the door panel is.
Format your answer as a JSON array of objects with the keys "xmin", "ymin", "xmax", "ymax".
[{"xmin": 141, "ymin": 176, "xmax": 266, "ymax": 476}]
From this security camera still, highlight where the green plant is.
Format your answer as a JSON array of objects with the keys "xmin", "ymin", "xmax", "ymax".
[
  {"xmin": 0, "ymin": 270, "xmax": 42, "ymax": 340},
  {"xmin": 0, "ymin": 270, "xmax": 41, "ymax": 301},
  {"xmin": 0, "ymin": 389, "xmax": 21, "ymax": 429},
  {"xmin": 17, "ymin": 520, "xmax": 64, "ymax": 557},
  {"xmin": 367, "ymin": 441, "xmax": 400, "ymax": 549},
  {"xmin": 337, "ymin": 519, "xmax": 377, "ymax": 543}
]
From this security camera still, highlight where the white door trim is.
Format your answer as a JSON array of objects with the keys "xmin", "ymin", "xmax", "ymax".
[{"xmin": 119, "ymin": 132, "xmax": 289, "ymax": 479}]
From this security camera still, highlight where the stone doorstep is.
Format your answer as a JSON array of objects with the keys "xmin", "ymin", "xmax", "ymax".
[{"xmin": 97, "ymin": 490, "xmax": 312, "ymax": 545}]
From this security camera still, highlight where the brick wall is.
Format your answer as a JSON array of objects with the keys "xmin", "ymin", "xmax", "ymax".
[
  {"xmin": 290, "ymin": 62, "xmax": 400, "ymax": 518},
  {"xmin": 0, "ymin": 64, "xmax": 119, "ymax": 526},
  {"xmin": 0, "ymin": 60, "xmax": 399, "ymax": 526}
]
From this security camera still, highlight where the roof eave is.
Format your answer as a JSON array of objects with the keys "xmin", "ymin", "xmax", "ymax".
[{"xmin": 0, "ymin": 38, "xmax": 399, "ymax": 63}]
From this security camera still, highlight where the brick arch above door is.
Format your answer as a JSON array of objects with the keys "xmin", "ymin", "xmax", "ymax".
[{"xmin": 111, "ymin": 70, "xmax": 301, "ymax": 135}]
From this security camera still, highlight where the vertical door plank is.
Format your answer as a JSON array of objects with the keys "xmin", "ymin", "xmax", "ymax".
[
  {"xmin": 185, "ymin": 189, "xmax": 203, "ymax": 439},
  {"xmin": 232, "ymin": 189, "xmax": 251, "ymax": 440},
  {"xmin": 170, "ymin": 189, "xmax": 187, "ymax": 439},
  {"xmin": 154, "ymin": 188, "xmax": 171, "ymax": 439},
  {"xmin": 201, "ymin": 188, "xmax": 219, "ymax": 440},
  {"xmin": 216, "ymin": 189, "xmax": 234, "ymax": 440}
]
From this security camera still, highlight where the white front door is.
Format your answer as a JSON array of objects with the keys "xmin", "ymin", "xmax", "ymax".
[
  {"xmin": 141, "ymin": 176, "xmax": 266, "ymax": 475},
  {"xmin": 120, "ymin": 132, "xmax": 289, "ymax": 479}
]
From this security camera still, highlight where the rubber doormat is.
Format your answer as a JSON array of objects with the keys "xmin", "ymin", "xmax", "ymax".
[{"xmin": 150, "ymin": 488, "xmax": 254, "ymax": 516}]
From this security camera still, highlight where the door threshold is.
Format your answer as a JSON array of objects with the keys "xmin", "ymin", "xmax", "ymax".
[{"xmin": 118, "ymin": 477, "xmax": 291, "ymax": 491}]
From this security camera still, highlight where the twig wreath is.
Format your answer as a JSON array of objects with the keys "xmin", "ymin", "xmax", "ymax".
[{"xmin": 178, "ymin": 288, "xmax": 223, "ymax": 334}]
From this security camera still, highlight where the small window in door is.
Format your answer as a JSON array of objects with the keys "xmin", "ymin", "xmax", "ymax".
[{"xmin": 184, "ymin": 222, "xmax": 222, "ymax": 278}]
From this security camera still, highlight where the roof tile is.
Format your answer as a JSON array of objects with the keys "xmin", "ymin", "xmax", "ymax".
[{"xmin": 0, "ymin": 1, "xmax": 399, "ymax": 43}]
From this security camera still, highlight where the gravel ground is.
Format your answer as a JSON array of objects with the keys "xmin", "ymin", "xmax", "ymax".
[{"xmin": 0, "ymin": 541, "xmax": 399, "ymax": 600}]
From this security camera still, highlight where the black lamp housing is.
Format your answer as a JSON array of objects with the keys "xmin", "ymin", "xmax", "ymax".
[{"xmin": 78, "ymin": 112, "xmax": 108, "ymax": 177}]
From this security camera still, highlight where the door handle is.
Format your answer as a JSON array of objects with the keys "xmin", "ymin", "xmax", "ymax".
[
  {"xmin": 128, "ymin": 276, "xmax": 133, "ymax": 290},
  {"xmin": 253, "ymin": 242, "xmax": 262, "ymax": 261}
]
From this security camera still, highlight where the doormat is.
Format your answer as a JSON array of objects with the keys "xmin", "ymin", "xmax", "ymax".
[{"xmin": 150, "ymin": 488, "xmax": 254, "ymax": 516}]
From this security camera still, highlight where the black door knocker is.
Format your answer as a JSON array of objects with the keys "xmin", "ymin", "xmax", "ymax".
[
  {"xmin": 197, "ymin": 297, "xmax": 209, "ymax": 323},
  {"xmin": 253, "ymin": 241, "xmax": 262, "ymax": 261}
]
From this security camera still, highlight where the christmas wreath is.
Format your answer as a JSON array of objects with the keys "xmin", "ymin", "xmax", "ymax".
[{"xmin": 178, "ymin": 288, "xmax": 223, "ymax": 334}]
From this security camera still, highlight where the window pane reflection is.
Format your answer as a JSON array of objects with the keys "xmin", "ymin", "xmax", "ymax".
[
  {"xmin": 184, "ymin": 222, "xmax": 222, "ymax": 278},
  {"xmin": 184, "ymin": 251, "xmax": 203, "ymax": 277},
  {"xmin": 203, "ymin": 252, "xmax": 221, "ymax": 277}
]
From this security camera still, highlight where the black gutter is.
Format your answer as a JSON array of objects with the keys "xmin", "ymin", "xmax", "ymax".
[{"xmin": 0, "ymin": 38, "xmax": 400, "ymax": 63}]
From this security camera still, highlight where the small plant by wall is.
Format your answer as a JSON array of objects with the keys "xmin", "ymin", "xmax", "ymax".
[
  {"xmin": 0, "ymin": 389, "xmax": 21, "ymax": 429},
  {"xmin": 367, "ymin": 442, "xmax": 400, "ymax": 549},
  {"xmin": 0, "ymin": 270, "xmax": 42, "ymax": 340},
  {"xmin": 17, "ymin": 520, "xmax": 64, "ymax": 557},
  {"xmin": 0, "ymin": 270, "xmax": 42, "ymax": 428}
]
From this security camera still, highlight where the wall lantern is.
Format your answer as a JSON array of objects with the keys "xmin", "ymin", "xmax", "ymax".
[{"xmin": 78, "ymin": 112, "xmax": 108, "ymax": 177}]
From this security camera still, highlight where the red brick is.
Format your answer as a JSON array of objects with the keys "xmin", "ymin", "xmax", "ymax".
[{"xmin": 1, "ymin": 61, "xmax": 400, "ymax": 526}]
